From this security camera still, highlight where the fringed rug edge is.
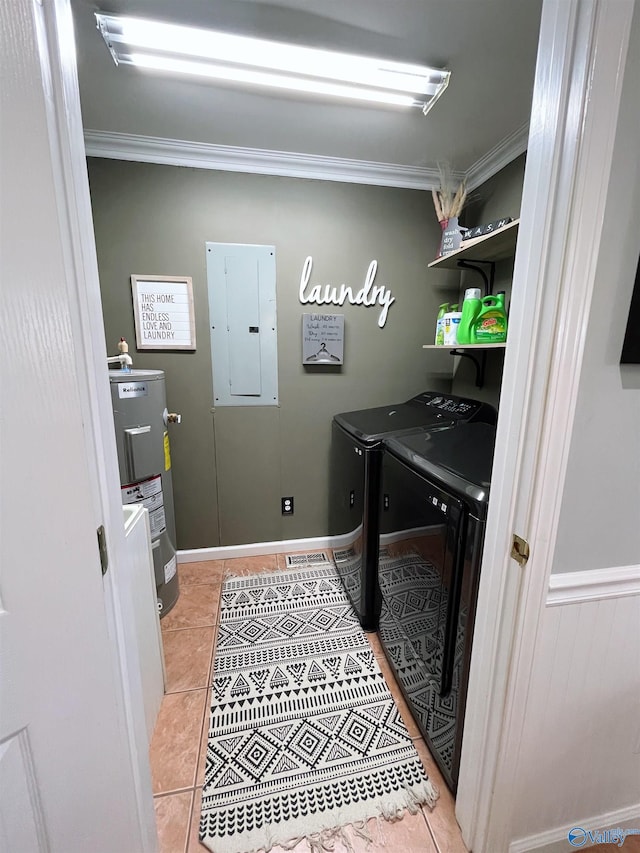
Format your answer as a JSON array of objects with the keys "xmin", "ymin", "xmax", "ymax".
[{"xmin": 198, "ymin": 778, "xmax": 439, "ymax": 853}]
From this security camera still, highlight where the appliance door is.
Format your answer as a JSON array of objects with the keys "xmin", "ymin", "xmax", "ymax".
[
  {"xmin": 378, "ymin": 452, "xmax": 465, "ymax": 785},
  {"xmin": 329, "ymin": 420, "xmax": 381, "ymax": 628},
  {"xmin": 445, "ymin": 513, "xmax": 484, "ymax": 784}
]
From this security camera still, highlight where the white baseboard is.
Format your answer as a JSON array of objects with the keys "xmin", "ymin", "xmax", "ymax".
[
  {"xmin": 509, "ymin": 803, "xmax": 640, "ymax": 853},
  {"xmin": 177, "ymin": 531, "xmax": 359, "ymax": 563},
  {"xmin": 547, "ymin": 564, "xmax": 640, "ymax": 606}
]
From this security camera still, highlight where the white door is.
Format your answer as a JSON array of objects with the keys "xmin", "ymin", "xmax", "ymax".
[
  {"xmin": 0, "ymin": 0, "xmax": 153, "ymax": 850},
  {"xmin": 456, "ymin": 1, "xmax": 637, "ymax": 850}
]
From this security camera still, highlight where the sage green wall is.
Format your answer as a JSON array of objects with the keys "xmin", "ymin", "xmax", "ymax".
[
  {"xmin": 88, "ymin": 158, "xmax": 456, "ymax": 548},
  {"xmin": 451, "ymin": 155, "xmax": 526, "ymax": 405}
]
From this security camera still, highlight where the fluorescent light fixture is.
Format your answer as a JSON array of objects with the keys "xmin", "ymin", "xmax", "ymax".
[{"xmin": 95, "ymin": 13, "xmax": 450, "ymax": 114}]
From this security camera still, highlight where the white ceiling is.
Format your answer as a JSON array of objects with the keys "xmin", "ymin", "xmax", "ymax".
[{"xmin": 72, "ymin": 0, "xmax": 543, "ymax": 178}]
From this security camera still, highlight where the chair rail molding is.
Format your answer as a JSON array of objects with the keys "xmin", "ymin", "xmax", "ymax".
[{"xmin": 547, "ymin": 564, "xmax": 640, "ymax": 606}]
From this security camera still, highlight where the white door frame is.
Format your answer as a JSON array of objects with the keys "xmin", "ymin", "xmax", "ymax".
[
  {"xmin": 41, "ymin": 0, "xmax": 157, "ymax": 847},
  {"xmin": 456, "ymin": 1, "xmax": 635, "ymax": 850}
]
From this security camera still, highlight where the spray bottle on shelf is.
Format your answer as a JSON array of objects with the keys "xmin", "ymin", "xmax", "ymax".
[
  {"xmin": 457, "ymin": 288, "xmax": 483, "ymax": 345},
  {"xmin": 435, "ymin": 303, "xmax": 449, "ymax": 345},
  {"xmin": 443, "ymin": 304, "xmax": 461, "ymax": 346}
]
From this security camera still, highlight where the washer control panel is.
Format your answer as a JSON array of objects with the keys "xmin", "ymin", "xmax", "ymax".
[{"xmin": 410, "ymin": 391, "xmax": 480, "ymax": 418}]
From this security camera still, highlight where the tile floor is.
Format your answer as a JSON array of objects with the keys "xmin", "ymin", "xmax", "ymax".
[{"xmin": 150, "ymin": 552, "xmax": 470, "ymax": 853}]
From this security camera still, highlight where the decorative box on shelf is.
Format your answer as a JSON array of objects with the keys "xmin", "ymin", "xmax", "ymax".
[{"xmin": 429, "ymin": 218, "xmax": 519, "ymax": 270}]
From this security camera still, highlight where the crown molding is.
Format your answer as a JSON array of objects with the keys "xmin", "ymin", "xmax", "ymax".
[
  {"xmin": 83, "ymin": 125, "xmax": 528, "ymax": 191},
  {"xmin": 83, "ymin": 130, "xmax": 446, "ymax": 190},
  {"xmin": 464, "ymin": 122, "xmax": 529, "ymax": 191}
]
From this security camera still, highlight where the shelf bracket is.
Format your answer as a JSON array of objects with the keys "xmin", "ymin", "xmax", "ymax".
[
  {"xmin": 457, "ymin": 259, "xmax": 495, "ymax": 295},
  {"xmin": 450, "ymin": 348, "xmax": 487, "ymax": 388}
]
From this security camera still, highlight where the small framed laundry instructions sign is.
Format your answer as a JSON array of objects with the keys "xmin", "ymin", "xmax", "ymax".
[
  {"xmin": 302, "ymin": 313, "xmax": 344, "ymax": 365},
  {"xmin": 132, "ymin": 275, "xmax": 196, "ymax": 350}
]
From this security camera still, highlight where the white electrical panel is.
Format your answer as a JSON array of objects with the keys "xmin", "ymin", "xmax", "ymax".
[{"xmin": 206, "ymin": 242, "xmax": 278, "ymax": 406}]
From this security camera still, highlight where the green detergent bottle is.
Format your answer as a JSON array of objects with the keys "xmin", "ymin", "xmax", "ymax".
[
  {"xmin": 457, "ymin": 288, "xmax": 482, "ymax": 345},
  {"xmin": 472, "ymin": 293, "xmax": 508, "ymax": 343},
  {"xmin": 435, "ymin": 302, "xmax": 449, "ymax": 345}
]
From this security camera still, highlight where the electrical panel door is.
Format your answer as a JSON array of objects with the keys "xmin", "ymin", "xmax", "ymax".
[
  {"xmin": 206, "ymin": 243, "xmax": 278, "ymax": 406},
  {"xmin": 225, "ymin": 255, "xmax": 262, "ymax": 396}
]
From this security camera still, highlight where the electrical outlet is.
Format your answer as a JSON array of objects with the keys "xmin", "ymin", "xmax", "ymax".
[{"xmin": 281, "ymin": 496, "xmax": 294, "ymax": 515}]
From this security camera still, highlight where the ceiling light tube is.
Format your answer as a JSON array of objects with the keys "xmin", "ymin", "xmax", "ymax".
[
  {"xmin": 130, "ymin": 53, "xmax": 419, "ymax": 108},
  {"xmin": 95, "ymin": 13, "xmax": 450, "ymax": 113}
]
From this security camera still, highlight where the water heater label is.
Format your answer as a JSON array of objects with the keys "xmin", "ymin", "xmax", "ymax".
[
  {"xmin": 121, "ymin": 474, "xmax": 167, "ymax": 536},
  {"xmin": 149, "ymin": 506, "xmax": 166, "ymax": 538},
  {"xmin": 164, "ymin": 555, "xmax": 177, "ymax": 584},
  {"xmin": 118, "ymin": 382, "xmax": 148, "ymax": 399}
]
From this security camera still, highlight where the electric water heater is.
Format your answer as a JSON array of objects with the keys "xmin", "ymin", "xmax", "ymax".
[{"xmin": 109, "ymin": 369, "xmax": 180, "ymax": 616}]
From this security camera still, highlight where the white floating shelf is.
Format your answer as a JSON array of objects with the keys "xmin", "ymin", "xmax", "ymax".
[
  {"xmin": 428, "ymin": 219, "xmax": 519, "ymax": 269},
  {"xmin": 423, "ymin": 343, "xmax": 507, "ymax": 350}
]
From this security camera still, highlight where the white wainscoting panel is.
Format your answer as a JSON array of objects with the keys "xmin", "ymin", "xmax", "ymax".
[
  {"xmin": 510, "ymin": 803, "xmax": 640, "ymax": 853},
  {"xmin": 507, "ymin": 579, "xmax": 640, "ymax": 852}
]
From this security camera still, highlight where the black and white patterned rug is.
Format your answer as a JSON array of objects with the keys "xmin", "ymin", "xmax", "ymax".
[{"xmin": 199, "ymin": 565, "xmax": 439, "ymax": 853}]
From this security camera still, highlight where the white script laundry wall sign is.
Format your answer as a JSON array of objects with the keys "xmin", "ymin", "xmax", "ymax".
[{"xmin": 298, "ymin": 256, "xmax": 395, "ymax": 328}]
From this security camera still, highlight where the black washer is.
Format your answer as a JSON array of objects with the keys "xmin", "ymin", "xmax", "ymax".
[
  {"xmin": 378, "ymin": 422, "xmax": 496, "ymax": 791},
  {"xmin": 329, "ymin": 392, "xmax": 496, "ymax": 630}
]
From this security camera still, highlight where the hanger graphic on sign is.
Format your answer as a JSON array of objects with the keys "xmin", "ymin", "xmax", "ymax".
[{"xmin": 305, "ymin": 342, "xmax": 341, "ymax": 363}]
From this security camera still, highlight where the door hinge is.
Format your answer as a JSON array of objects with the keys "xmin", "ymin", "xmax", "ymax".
[
  {"xmin": 97, "ymin": 525, "xmax": 109, "ymax": 576},
  {"xmin": 511, "ymin": 533, "xmax": 530, "ymax": 567}
]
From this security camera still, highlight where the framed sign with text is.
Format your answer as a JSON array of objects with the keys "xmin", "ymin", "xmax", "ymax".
[
  {"xmin": 302, "ymin": 313, "xmax": 344, "ymax": 364},
  {"xmin": 131, "ymin": 275, "xmax": 196, "ymax": 351}
]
